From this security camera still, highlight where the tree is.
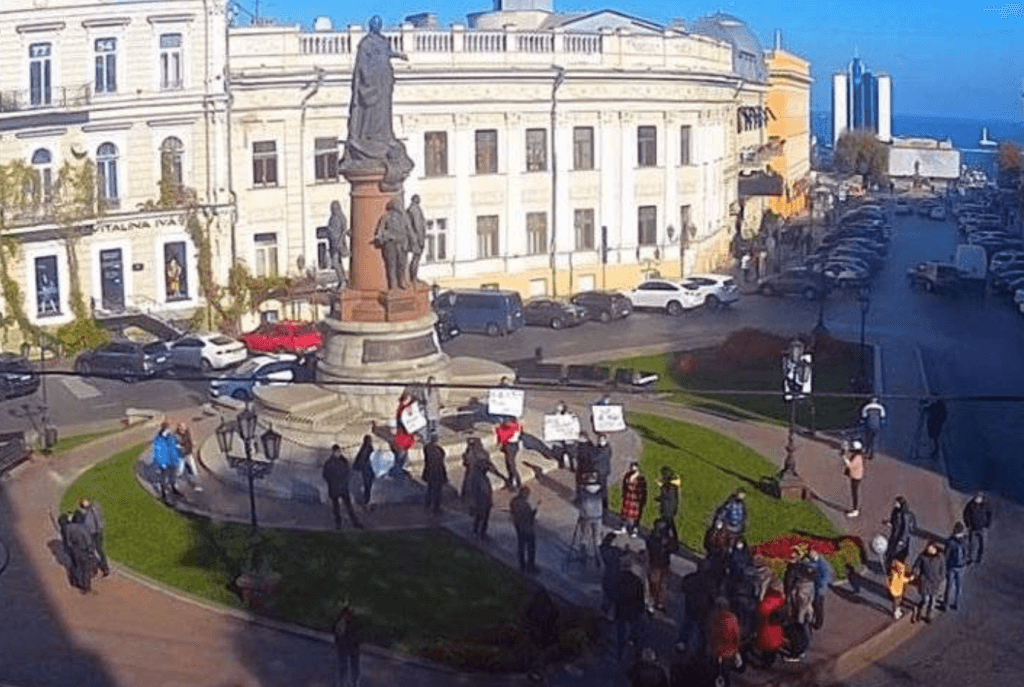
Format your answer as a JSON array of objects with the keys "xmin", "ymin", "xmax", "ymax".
[
  {"xmin": 833, "ymin": 131, "xmax": 889, "ymax": 186},
  {"xmin": 997, "ymin": 140, "xmax": 1022, "ymax": 174}
]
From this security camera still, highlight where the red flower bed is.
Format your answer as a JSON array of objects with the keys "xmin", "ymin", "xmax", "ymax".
[{"xmin": 753, "ymin": 533, "xmax": 841, "ymax": 560}]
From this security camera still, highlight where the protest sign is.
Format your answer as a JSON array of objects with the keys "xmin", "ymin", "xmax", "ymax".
[
  {"xmin": 488, "ymin": 387, "xmax": 525, "ymax": 418},
  {"xmin": 400, "ymin": 401, "xmax": 427, "ymax": 434},
  {"xmin": 543, "ymin": 413, "xmax": 581, "ymax": 442},
  {"xmin": 591, "ymin": 404, "xmax": 626, "ymax": 432}
]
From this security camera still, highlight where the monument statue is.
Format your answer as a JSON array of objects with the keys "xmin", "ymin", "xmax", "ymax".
[
  {"xmin": 373, "ymin": 197, "xmax": 411, "ymax": 290},
  {"xmin": 326, "ymin": 200, "xmax": 350, "ymax": 286},
  {"xmin": 341, "ymin": 15, "xmax": 414, "ymax": 191},
  {"xmin": 406, "ymin": 194, "xmax": 426, "ymax": 284}
]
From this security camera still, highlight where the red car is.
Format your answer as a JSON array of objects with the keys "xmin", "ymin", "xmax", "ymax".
[{"xmin": 240, "ymin": 321, "xmax": 323, "ymax": 354}]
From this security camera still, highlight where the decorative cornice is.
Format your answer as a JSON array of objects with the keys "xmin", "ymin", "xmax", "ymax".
[
  {"xmin": 82, "ymin": 122, "xmax": 134, "ymax": 133},
  {"xmin": 15, "ymin": 127, "xmax": 67, "ymax": 139},
  {"xmin": 146, "ymin": 117, "xmax": 197, "ymax": 127},
  {"xmin": 82, "ymin": 18, "xmax": 132, "ymax": 29},
  {"xmin": 147, "ymin": 14, "xmax": 195, "ymax": 25},
  {"xmin": 17, "ymin": 21, "xmax": 66, "ymax": 34}
]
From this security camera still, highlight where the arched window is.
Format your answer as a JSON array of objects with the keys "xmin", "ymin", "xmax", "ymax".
[
  {"xmin": 31, "ymin": 148, "xmax": 53, "ymax": 204},
  {"xmin": 160, "ymin": 137, "xmax": 184, "ymax": 194},
  {"xmin": 97, "ymin": 142, "xmax": 119, "ymax": 207}
]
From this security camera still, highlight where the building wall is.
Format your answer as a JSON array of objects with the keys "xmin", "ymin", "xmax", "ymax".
[
  {"xmin": 832, "ymin": 72, "xmax": 847, "ymax": 146},
  {"xmin": 765, "ymin": 49, "xmax": 811, "ymax": 218}
]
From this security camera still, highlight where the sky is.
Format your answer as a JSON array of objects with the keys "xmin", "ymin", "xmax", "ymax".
[{"xmin": 243, "ymin": 0, "xmax": 1024, "ymax": 123}]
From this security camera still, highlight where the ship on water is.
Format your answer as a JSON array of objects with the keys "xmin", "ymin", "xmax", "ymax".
[{"xmin": 979, "ymin": 126, "xmax": 998, "ymax": 148}]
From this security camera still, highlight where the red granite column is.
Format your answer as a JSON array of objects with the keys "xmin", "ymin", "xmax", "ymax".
[{"xmin": 345, "ymin": 170, "xmax": 391, "ymax": 293}]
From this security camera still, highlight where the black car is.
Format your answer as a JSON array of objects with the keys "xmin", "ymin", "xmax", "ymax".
[
  {"xmin": 757, "ymin": 267, "xmax": 826, "ymax": 300},
  {"xmin": 74, "ymin": 340, "xmax": 173, "ymax": 381},
  {"xmin": 0, "ymin": 353, "xmax": 40, "ymax": 401},
  {"xmin": 522, "ymin": 299, "xmax": 588, "ymax": 329},
  {"xmin": 569, "ymin": 291, "xmax": 633, "ymax": 322}
]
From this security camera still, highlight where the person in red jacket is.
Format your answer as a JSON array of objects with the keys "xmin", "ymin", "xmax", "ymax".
[
  {"xmin": 496, "ymin": 416, "xmax": 523, "ymax": 491},
  {"xmin": 620, "ymin": 462, "xmax": 648, "ymax": 537},
  {"xmin": 753, "ymin": 580, "xmax": 787, "ymax": 667},
  {"xmin": 707, "ymin": 596, "xmax": 742, "ymax": 669}
]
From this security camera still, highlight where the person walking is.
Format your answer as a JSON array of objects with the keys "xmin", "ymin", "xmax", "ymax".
[
  {"xmin": 655, "ymin": 467, "xmax": 681, "ymax": 542},
  {"xmin": 151, "ymin": 421, "xmax": 181, "ymax": 503},
  {"xmin": 887, "ymin": 551, "xmax": 913, "ymax": 619},
  {"xmin": 495, "ymin": 416, "xmax": 523, "ymax": 491},
  {"xmin": 645, "ymin": 518, "xmax": 678, "ymax": 612},
  {"xmin": 174, "ymin": 422, "xmax": 202, "ymax": 492},
  {"xmin": 323, "ymin": 445, "xmax": 363, "ymax": 530},
  {"xmin": 469, "ymin": 450, "xmax": 504, "ymax": 542},
  {"xmin": 58, "ymin": 512, "xmax": 98, "ymax": 593},
  {"xmin": 421, "ymin": 439, "xmax": 447, "ymax": 515},
  {"xmin": 842, "ymin": 440, "xmax": 865, "ymax": 517},
  {"xmin": 911, "ymin": 541, "xmax": 945, "ymax": 624},
  {"xmin": 883, "ymin": 496, "xmax": 917, "ymax": 570},
  {"xmin": 807, "ymin": 549, "xmax": 834, "ymax": 631},
  {"xmin": 73, "ymin": 498, "xmax": 109, "ymax": 578},
  {"xmin": 753, "ymin": 579, "xmax": 787, "ymax": 668},
  {"xmin": 615, "ymin": 564, "xmax": 648, "ymax": 662},
  {"xmin": 333, "ymin": 604, "xmax": 361, "ymax": 687},
  {"xmin": 352, "ymin": 435, "xmax": 375, "ymax": 509},
  {"xmin": 963, "ymin": 493, "xmax": 992, "ymax": 565},
  {"xmin": 626, "ymin": 647, "xmax": 670, "ymax": 687},
  {"xmin": 599, "ymin": 533, "xmax": 622, "ymax": 618},
  {"xmin": 860, "ymin": 397, "xmax": 886, "ymax": 459},
  {"xmin": 510, "ymin": 486, "xmax": 540, "ymax": 574},
  {"xmin": 942, "ymin": 522, "xmax": 968, "ymax": 611},
  {"xmin": 593, "ymin": 434, "xmax": 613, "ymax": 512},
  {"xmin": 707, "ymin": 597, "xmax": 742, "ymax": 673},
  {"xmin": 620, "ymin": 462, "xmax": 648, "ymax": 537}
]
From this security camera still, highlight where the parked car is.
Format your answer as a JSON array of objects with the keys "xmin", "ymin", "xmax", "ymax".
[
  {"xmin": 432, "ymin": 289, "xmax": 525, "ymax": 336},
  {"xmin": 906, "ymin": 261, "xmax": 962, "ymax": 294},
  {"xmin": 0, "ymin": 353, "xmax": 40, "ymax": 402},
  {"xmin": 167, "ymin": 333, "xmax": 248, "ymax": 373},
  {"xmin": 569, "ymin": 291, "xmax": 633, "ymax": 322},
  {"xmin": 628, "ymin": 279, "xmax": 704, "ymax": 315},
  {"xmin": 74, "ymin": 340, "xmax": 172, "ymax": 381},
  {"xmin": 757, "ymin": 267, "xmax": 826, "ymax": 300},
  {"xmin": 240, "ymin": 320, "xmax": 323, "ymax": 354},
  {"xmin": 522, "ymin": 298, "xmax": 588, "ymax": 329},
  {"xmin": 823, "ymin": 261, "xmax": 870, "ymax": 288},
  {"xmin": 1015, "ymin": 288, "xmax": 1024, "ymax": 315},
  {"xmin": 989, "ymin": 250, "xmax": 1024, "ymax": 272},
  {"xmin": 678, "ymin": 274, "xmax": 741, "ymax": 309},
  {"xmin": 209, "ymin": 354, "xmax": 297, "ymax": 401},
  {"xmin": 894, "ymin": 201, "xmax": 912, "ymax": 215},
  {"xmin": 929, "ymin": 206, "xmax": 947, "ymax": 221},
  {"xmin": 990, "ymin": 267, "xmax": 1024, "ymax": 294}
]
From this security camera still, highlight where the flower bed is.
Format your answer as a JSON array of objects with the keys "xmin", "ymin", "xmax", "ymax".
[{"xmin": 753, "ymin": 533, "xmax": 865, "ymax": 579}]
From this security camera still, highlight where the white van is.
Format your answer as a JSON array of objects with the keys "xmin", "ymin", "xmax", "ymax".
[{"xmin": 955, "ymin": 244, "xmax": 987, "ymax": 281}]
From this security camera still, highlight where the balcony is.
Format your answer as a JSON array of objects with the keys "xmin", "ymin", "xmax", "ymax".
[{"xmin": 0, "ymin": 85, "xmax": 92, "ymax": 113}]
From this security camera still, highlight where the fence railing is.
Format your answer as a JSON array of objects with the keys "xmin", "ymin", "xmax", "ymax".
[{"xmin": 0, "ymin": 85, "xmax": 92, "ymax": 113}]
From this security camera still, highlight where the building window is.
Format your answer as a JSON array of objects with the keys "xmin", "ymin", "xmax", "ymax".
[
  {"xmin": 35, "ymin": 255, "xmax": 61, "ymax": 317},
  {"xmin": 316, "ymin": 226, "xmax": 330, "ymax": 270},
  {"xmin": 528, "ymin": 278, "xmax": 548, "ymax": 297},
  {"xmin": 252, "ymin": 141, "xmax": 278, "ymax": 187},
  {"xmin": 424, "ymin": 131, "xmax": 448, "ymax": 177},
  {"xmin": 476, "ymin": 215, "xmax": 499, "ymax": 259},
  {"xmin": 526, "ymin": 212, "xmax": 547, "ymax": 255},
  {"xmin": 31, "ymin": 148, "xmax": 53, "ymax": 205},
  {"xmin": 29, "ymin": 43, "xmax": 52, "ymax": 107},
  {"xmin": 638, "ymin": 126, "xmax": 657, "ymax": 167},
  {"xmin": 425, "ymin": 218, "xmax": 448, "ymax": 262},
  {"xmin": 95, "ymin": 38, "xmax": 117, "ymax": 94},
  {"xmin": 638, "ymin": 205, "xmax": 657, "ymax": 246},
  {"xmin": 314, "ymin": 137, "xmax": 339, "ymax": 182},
  {"xmin": 160, "ymin": 137, "xmax": 184, "ymax": 194},
  {"xmin": 254, "ymin": 233, "xmax": 279, "ymax": 277},
  {"xmin": 574, "ymin": 209, "xmax": 595, "ymax": 250},
  {"xmin": 526, "ymin": 128, "xmax": 547, "ymax": 172},
  {"xmin": 475, "ymin": 130, "xmax": 498, "ymax": 174},
  {"xmin": 97, "ymin": 143, "xmax": 119, "ymax": 209},
  {"xmin": 164, "ymin": 242, "xmax": 188, "ymax": 301},
  {"xmin": 159, "ymin": 33, "xmax": 183, "ymax": 90},
  {"xmin": 680, "ymin": 125, "xmax": 692, "ymax": 166},
  {"xmin": 573, "ymin": 126, "xmax": 594, "ymax": 170}
]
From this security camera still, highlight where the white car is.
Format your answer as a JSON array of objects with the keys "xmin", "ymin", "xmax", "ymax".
[
  {"xmin": 1015, "ymin": 288, "xmax": 1024, "ymax": 315},
  {"xmin": 167, "ymin": 333, "xmax": 248, "ymax": 372},
  {"xmin": 930, "ymin": 206, "xmax": 947, "ymax": 221},
  {"xmin": 628, "ymin": 279, "xmax": 703, "ymax": 315},
  {"xmin": 679, "ymin": 274, "xmax": 742, "ymax": 309},
  {"xmin": 209, "ymin": 354, "xmax": 297, "ymax": 401}
]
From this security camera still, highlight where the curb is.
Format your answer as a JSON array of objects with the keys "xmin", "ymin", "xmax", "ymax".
[{"xmin": 815, "ymin": 612, "xmax": 925, "ymax": 685}]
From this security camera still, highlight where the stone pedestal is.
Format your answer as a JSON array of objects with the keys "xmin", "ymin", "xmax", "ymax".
[{"xmin": 778, "ymin": 472, "xmax": 809, "ymax": 501}]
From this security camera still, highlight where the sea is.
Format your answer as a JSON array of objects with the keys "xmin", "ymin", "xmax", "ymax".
[{"xmin": 811, "ymin": 112, "xmax": 1024, "ymax": 179}]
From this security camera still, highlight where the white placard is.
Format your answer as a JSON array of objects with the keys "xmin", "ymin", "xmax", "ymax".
[
  {"xmin": 370, "ymin": 449, "xmax": 395, "ymax": 477},
  {"xmin": 544, "ymin": 413, "xmax": 581, "ymax": 442},
  {"xmin": 488, "ymin": 388, "xmax": 525, "ymax": 418},
  {"xmin": 592, "ymin": 404, "xmax": 626, "ymax": 432},
  {"xmin": 400, "ymin": 402, "xmax": 427, "ymax": 434}
]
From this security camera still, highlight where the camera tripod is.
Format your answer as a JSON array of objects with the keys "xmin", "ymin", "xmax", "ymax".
[{"xmin": 566, "ymin": 514, "xmax": 602, "ymax": 567}]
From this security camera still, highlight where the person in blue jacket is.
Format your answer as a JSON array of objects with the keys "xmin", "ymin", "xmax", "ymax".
[{"xmin": 151, "ymin": 421, "xmax": 182, "ymax": 503}]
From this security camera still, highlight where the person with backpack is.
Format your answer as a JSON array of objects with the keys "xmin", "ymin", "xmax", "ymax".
[
  {"xmin": 715, "ymin": 489, "xmax": 747, "ymax": 547},
  {"xmin": 860, "ymin": 397, "xmax": 886, "ymax": 459},
  {"xmin": 942, "ymin": 522, "xmax": 968, "ymax": 611}
]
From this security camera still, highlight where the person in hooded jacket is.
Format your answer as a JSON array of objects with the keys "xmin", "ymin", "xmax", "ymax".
[
  {"xmin": 942, "ymin": 522, "xmax": 968, "ymax": 611},
  {"xmin": 352, "ymin": 434, "xmax": 375, "ymax": 508},
  {"xmin": 962, "ymin": 493, "xmax": 992, "ymax": 565},
  {"xmin": 151, "ymin": 422, "xmax": 181, "ymax": 503},
  {"xmin": 911, "ymin": 541, "xmax": 945, "ymax": 623},
  {"xmin": 883, "ymin": 496, "xmax": 916, "ymax": 570}
]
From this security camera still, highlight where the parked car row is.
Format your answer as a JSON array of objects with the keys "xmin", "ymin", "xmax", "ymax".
[
  {"xmin": 800, "ymin": 203, "xmax": 892, "ymax": 289},
  {"xmin": 432, "ymin": 288, "xmax": 636, "ymax": 335}
]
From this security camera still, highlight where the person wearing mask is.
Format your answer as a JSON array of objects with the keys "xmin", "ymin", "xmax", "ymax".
[
  {"xmin": 753, "ymin": 579, "xmax": 787, "ymax": 667},
  {"xmin": 620, "ymin": 462, "xmax": 648, "ymax": 537},
  {"xmin": 421, "ymin": 439, "xmax": 447, "ymax": 515},
  {"xmin": 842, "ymin": 440, "xmax": 865, "ymax": 517},
  {"xmin": 495, "ymin": 416, "xmax": 523, "ymax": 491},
  {"xmin": 807, "ymin": 549, "xmax": 834, "ymax": 631},
  {"xmin": 883, "ymin": 496, "xmax": 917, "ymax": 570},
  {"xmin": 510, "ymin": 486, "xmax": 540, "ymax": 574},
  {"xmin": 322, "ymin": 445, "xmax": 363, "ymax": 530},
  {"xmin": 911, "ymin": 541, "xmax": 945, "ymax": 624},
  {"xmin": 352, "ymin": 435, "xmax": 376, "ymax": 509},
  {"xmin": 942, "ymin": 522, "xmax": 968, "ymax": 611},
  {"xmin": 551, "ymin": 401, "xmax": 578, "ymax": 470},
  {"xmin": 962, "ymin": 493, "xmax": 992, "ymax": 565}
]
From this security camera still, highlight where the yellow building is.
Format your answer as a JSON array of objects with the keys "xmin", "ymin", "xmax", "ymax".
[{"xmin": 765, "ymin": 39, "xmax": 812, "ymax": 218}]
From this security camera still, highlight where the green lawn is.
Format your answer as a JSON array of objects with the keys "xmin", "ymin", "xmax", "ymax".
[
  {"xmin": 613, "ymin": 329, "xmax": 871, "ymax": 430},
  {"xmin": 60, "ymin": 444, "xmax": 541, "ymax": 667},
  {"xmin": 609, "ymin": 413, "xmax": 840, "ymax": 557},
  {"xmin": 47, "ymin": 429, "xmax": 121, "ymax": 457}
]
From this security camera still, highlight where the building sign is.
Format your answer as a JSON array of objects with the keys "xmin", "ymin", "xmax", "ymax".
[
  {"xmin": 35, "ymin": 255, "xmax": 60, "ymax": 317},
  {"xmin": 164, "ymin": 241, "xmax": 188, "ymax": 301},
  {"xmin": 94, "ymin": 213, "xmax": 185, "ymax": 234}
]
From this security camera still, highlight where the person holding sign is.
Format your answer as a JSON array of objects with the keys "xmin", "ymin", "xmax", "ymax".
[
  {"xmin": 551, "ymin": 401, "xmax": 578, "ymax": 470},
  {"xmin": 389, "ymin": 428, "xmax": 415, "ymax": 477},
  {"xmin": 496, "ymin": 416, "xmax": 523, "ymax": 491}
]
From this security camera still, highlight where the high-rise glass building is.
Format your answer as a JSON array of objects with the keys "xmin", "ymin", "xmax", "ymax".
[{"xmin": 832, "ymin": 55, "xmax": 891, "ymax": 145}]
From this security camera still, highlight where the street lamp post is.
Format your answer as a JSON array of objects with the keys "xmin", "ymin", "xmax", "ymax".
[
  {"xmin": 780, "ymin": 339, "xmax": 813, "ymax": 491},
  {"xmin": 216, "ymin": 406, "xmax": 282, "ymax": 530}
]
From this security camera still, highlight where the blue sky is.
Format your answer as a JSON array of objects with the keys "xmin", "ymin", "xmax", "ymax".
[{"xmin": 245, "ymin": 0, "xmax": 1024, "ymax": 123}]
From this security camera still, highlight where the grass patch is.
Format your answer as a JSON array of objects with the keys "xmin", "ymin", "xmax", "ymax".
[
  {"xmin": 609, "ymin": 413, "xmax": 840, "ymax": 559},
  {"xmin": 61, "ymin": 444, "xmax": 556, "ymax": 670},
  {"xmin": 46, "ymin": 428, "xmax": 122, "ymax": 457},
  {"xmin": 613, "ymin": 328, "xmax": 871, "ymax": 430}
]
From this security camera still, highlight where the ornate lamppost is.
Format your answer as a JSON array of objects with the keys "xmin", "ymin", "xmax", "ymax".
[
  {"xmin": 779, "ymin": 339, "xmax": 813, "ymax": 498},
  {"xmin": 216, "ymin": 406, "xmax": 282, "ymax": 530}
]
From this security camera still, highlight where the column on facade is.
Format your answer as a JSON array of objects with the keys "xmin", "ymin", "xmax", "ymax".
[
  {"xmin": 598, "ymin": 110, "xmax": 621, "ymax": 274},
  {"xmin": 618, "ymin": 110, "xmax": 636, "ymax": 260},
  {"xmin": 452, "ymin": 112, "xmax": 473, "ymax": 271},
  {"xmin": 503, "ymin": 111, "xmax": 524, "ymax": 261},
  {"xmin": 663, "ymin": 111, "xmax": 679, "ymax": 277},
  {"xmin": 552, "ymin": 110, "xmax": 573, "ymax": 269}
]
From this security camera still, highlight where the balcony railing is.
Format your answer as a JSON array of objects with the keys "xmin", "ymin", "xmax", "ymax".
[{"xmin": 0, "ymin": 85, "xmax": 92, "ymax": 114}]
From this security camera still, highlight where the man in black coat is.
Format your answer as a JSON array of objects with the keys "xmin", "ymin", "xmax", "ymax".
[
  {"xmin": 592, "ymin": 434, "xmax": 613, "ymax": 511},
  {"xmin": 470, "ymin": 452, "xmax": 505, "ymax": 541},
  {"xmin": 963, "ymin": 493, "xmax": 992, "ymax": 565},
  {"xmin": 323, "ymin": 445, "xmax": 363, "ymax": 529},
  {"xmin": 510, "ymin": 486, "xmax": 540, "ymax": 573},
  {"xmin": 883, "ymin": 496, "xmax": 915, "ymax": 569},
  {"xmin": 616, "ymin": 565, "xmax": 649, "ymax": 662},
  {"xmin": 421, "ymin": 440, "xmax": 447, "ymax": 515}
]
